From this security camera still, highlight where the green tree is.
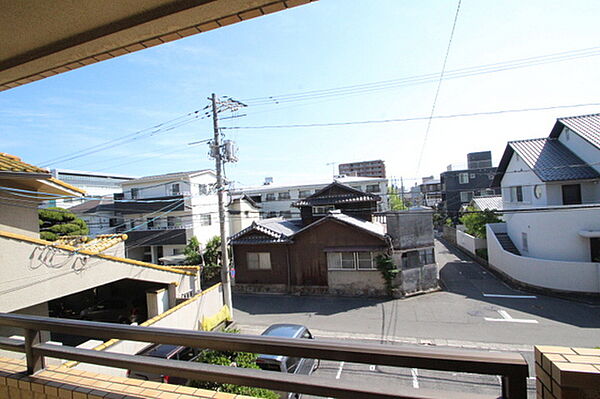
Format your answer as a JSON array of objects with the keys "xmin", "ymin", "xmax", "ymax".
[
  {"xmin": 38, "ymin": 207, "xmax": 89, "ymax": 241},
  {"xmin": 459, "ymin": 207, "xmax": 501, "ymax": 239},
  {"xmin": 203, "ymin": 236, "xmax": 222, "ymax": 266},
  {"xmin": 388, "ymin": 186, "xmax": 408, "ymax": 210},
  {"xmin": 184, "ymin": 236, "xmax": 202, "ymax": 265},
  {"xmin": 190, "ymin": 329, "xmax": 278, "ymax": 399}
]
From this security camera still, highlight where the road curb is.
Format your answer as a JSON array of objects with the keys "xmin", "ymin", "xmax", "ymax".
[{"xmin": 235, "ymin": 323, "xmax": 533, "ymax": 353}]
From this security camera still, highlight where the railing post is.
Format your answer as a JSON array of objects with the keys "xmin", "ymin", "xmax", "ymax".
[
  {"xmin": 502, "ymin": 374, "xmax": 527, "ymax": 399},
  {"xmin": 24, "ymin": 329, "xmax": 44, "ymax": 374}
]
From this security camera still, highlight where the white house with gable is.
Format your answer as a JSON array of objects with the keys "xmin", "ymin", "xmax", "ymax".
[{"xmin": 486, "ymin": 113, "xmax": 600, "ymax": 294}]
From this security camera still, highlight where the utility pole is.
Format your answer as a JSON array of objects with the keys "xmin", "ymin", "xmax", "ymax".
[
  {"xmin": 211, "ymin": 93, "xmax": 232, "ymax": 315},
  {"xmin": 209, "ymin": 93, "xmax": 245, "ymax": 317}
]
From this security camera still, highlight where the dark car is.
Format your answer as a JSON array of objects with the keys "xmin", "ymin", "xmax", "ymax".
[
  {"xmin": 127, "ymin": 344, "xmax": 200, "ymax": 384},
  {"xmin": 256, "ymin": 324, "xmax": 317, "ymax": 399}
]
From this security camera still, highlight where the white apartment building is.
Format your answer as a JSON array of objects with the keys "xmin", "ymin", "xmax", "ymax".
[
  {"xmin": 47, "ymin": 169, "xmax": 135, "ymax": 208},
  {"xmin": 113, "ymin": 170, "xmax": 258, "ymax": 264},
  {"xmin": 487, "ymin": 113, "xmax": 600, "ymax": 294},
  {"xmin": 232, "ymin": 175, "xmax": 389, "ymax": 219}
]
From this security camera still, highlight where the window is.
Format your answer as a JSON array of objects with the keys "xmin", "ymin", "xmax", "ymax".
[
  {"xmin": 278, "ymin": 192, "xmax": 290, "ymax": 200},
  {"xmin": 458, "ymin": 173, "xmax": 469, "ymax": 184},
  {"xmin": 147, "ymin": 218, "xmax": 154, "ymax": 229},
  {"xmin": 357, "ymin": 252, "xmax": 374, "ymax": 269},
  {"xmin": 131, "ymin": 188, "xmax": 139, "ymax": 199},
  {"xmin": 198, "ymin": 184, "xmax": 208, "ymax": 195},
  {"xmin": 173, "ymin": 248, "xmax": 183, "ymax": 255},
  {"xmin": 171, "ymin": 183, "xmax": 180, "ymax": 195},
  {"xmin": 522, "ymin": 233, "xmax": 528, "ymax": 252},
  {"xmin": 312, "ymin": 205, "xmax": 335, "ymax": 215},
  {"xmin": 265, "ymin": 193, "xmax": 276, "ymax": 201},
  {"xmin": 562, "ymin": 184, "xmax": 582, "ymax": 205},
  {"xmin": 327, "ymin": 252, "xmax": 379, "ymax": 270},
  {"xmin": 366, "ymin": 184, "xmax": 380, "ymax": 193},
  {"xmin": 247, "ymin": 252, "xmax": 271, "ymax": 270},
  {"xmin": 298, "ymin": 190, "xmax": 312, "ymax": 198},
  {"xmin": 470, "ymin": 173, "xmax": 476, "ymax": 179},
  {"xmin": 167, "ymin": 216, "xmax": 178, "ymax": 228},
  {"xmin": 341, "ymin": 252, "xmax": 355, "ymax": 269},
  {"xmin": 279, "ymin": 211, "xmax": 292, "ymax": 219},
  {"xmin": 265, "ymin": 211, "xmax": 277, "ymax": 218},
  {"xmin": 401, "ymin": 249, "xmax": 434, "ymax": 268},
  {"xmin": 199, "ymin": 214, "xmax": 211, "ymax": 226},
  {"xmin": 460, "ymin": 191, "xmax": 473, "ymax": 203}
]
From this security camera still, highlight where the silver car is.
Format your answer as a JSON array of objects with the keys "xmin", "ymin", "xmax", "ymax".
[{"xmin": 256, "ymin": 324, "xmax": 317, "ymax": 399}]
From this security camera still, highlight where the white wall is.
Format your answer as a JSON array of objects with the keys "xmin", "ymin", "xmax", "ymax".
[
  {"xmin": 504, "ymin": 206, "xmax": 599, "ymax": 261},
  {"xmin": 456, "ymin": 228, "xmax": 486, "ymax": 255},
  {"xmin": 0, "ymin": 236, "xmax": 196, "ymax": 313},
  {"xmin": 558, "ymin": 127, "xmax": 600, "ymax": 174},
  {"xmin": 0, "ymin": 198, "xmax": 40, "ymax": 238},
  {"xmin": 500, "ymin": 153, "xmax": 544, "ymax": 208},
  {"xmin": 487, "ymin": 224, "xmax": 600, "ymax": 293}
]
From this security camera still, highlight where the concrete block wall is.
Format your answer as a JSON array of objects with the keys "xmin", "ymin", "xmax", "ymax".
[{"xmin": 535, "ymin": 345, "xmax": 600, "ymax": 399}]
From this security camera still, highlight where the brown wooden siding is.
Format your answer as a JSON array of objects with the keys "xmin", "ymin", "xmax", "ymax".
[
  {"xmin": 232, "ymin": 243, "xmax": 289, "ymax": 285},
  {"xmin": 290, "ymin": 219, "xmax": 387, "ymax": 286}
]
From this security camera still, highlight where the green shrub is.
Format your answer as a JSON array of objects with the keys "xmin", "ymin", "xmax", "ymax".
[
  {"xmin": 190, "ymin": 329, "xmax": 278, "ymax": 399},
  {"xmin": 376, "ymin": 254, "xmax": 398, "ymax": 296}
]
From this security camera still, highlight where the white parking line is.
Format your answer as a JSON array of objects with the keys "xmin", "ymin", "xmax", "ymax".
[
  {"xmin": 485, "ymin": 309, "xmax": 538, "ymax": 324},
  {"xmin": 411, "ymin": 368, "xmax": 419, "ymax": 388},
  {"xmin": 336, "ymin": 361, "xmax": 345, "ymax": 379},
  {"xmin": 483, "ymin": 293, "xmax": 537, "ymax": 299}
]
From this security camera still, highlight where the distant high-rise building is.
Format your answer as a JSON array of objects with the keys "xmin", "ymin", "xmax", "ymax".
[
  {"xmin": 467, "ymin": 151, "xmax": 492, "ymax": 169},
  {"xmin": 339, "ymin": 160, "xmax": 386, "ymax": 178}
]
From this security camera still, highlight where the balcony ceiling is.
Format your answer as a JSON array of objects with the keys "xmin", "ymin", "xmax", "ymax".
[{"xmin": 0, "ymin": 0, "xmax": 315, "ymax": 91}]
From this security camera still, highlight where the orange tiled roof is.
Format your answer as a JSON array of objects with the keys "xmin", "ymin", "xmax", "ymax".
[
  {"xmin": 0, "ymin": 153, "xmax": 49, "ymax": 174},
  {"xmin": 54, "ymin": 234, "xmax": 128, "ymax": 254}
]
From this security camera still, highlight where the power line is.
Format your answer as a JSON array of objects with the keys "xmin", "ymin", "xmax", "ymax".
[
  {"xmin": 221, "ymin": 101, "xmax": 600, "ymax": 130},
  {"xmin": 39, "ymin": 110, "xmax": 209, "ymax": 167},
  {"xmin": 239, "ymin": 46, "xmax": 600, "ymax": 106},
  {"xmin": 416, "ymin": 0, "xmax": 462, "ymax": 175}
]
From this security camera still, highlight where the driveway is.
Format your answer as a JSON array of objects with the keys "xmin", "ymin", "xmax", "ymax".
[{"xmin": 233, "ymin": 239, "xmax": 600, "ymax": 348}]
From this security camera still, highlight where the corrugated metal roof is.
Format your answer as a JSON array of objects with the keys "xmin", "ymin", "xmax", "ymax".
[
  {"xmin": 557, "ymin": 113, "xmax": 600, "ymax": 149},
  {"xmin": 0, "ymin": 153, "xmax": 49, "ymax": 174},
  {"xmin": 508, "ymin": 138, "xmax": 599, "ymax": 182},
  {"xmin": 470, "ymin": 196, "xmax": 503, "ymax": 211}
]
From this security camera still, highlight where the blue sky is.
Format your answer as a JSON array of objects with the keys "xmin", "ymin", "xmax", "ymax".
[{"xmin": 2, "ymin": 0, "xmax": 599, "ymax": 189}]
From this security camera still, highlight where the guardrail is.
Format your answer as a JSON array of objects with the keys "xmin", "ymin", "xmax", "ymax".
[{"xmin": 0, "ymin": 313, "xmax": 528, "ymax": 399}]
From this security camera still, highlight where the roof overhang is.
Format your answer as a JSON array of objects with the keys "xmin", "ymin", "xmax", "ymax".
[
  {"xmin": 0, "ymin": 0, "xmax": 317, "ymax": 91},
  {"xmin": 0, "ymin": 175, "xmax": 85, "ymax": 198}
]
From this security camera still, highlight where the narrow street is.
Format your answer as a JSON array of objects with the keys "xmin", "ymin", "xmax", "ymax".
[{"xmin": 233, "ymin": 239, "xmax": 600, "ymax": 397}]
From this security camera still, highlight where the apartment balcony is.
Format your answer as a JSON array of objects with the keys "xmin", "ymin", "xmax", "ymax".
[{"xmin": 0, "ymin": 313, "xmax": 530, "ymax": 399}]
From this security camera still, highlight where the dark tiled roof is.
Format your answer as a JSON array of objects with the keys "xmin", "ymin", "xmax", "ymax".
[
  {"xmin": 551, "ymin": 113, "xmax": 600, "ymax": 149},
  {"xmin": 292, "ymin": 182, "xmax": 380, "ymax": 207},
  {"xmin": 229, "ymin": 218, "xmax": 302, "ymax": 244},
  {"xmin": 509, "ymin": 138, "xmax": 599, "ymax": 182}
]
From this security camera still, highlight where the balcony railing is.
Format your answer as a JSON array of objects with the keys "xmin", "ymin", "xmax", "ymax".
[{"xmin": 0, "ymin": 313, "xmax": 528, "ymax": 398}]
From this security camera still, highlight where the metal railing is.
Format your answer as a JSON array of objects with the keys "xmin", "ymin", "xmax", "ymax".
[{"xmin": 0, "ymin": 313, "xmax": 528, "ymax": 399}]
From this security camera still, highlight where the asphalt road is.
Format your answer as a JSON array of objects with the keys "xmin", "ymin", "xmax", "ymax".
[
  {"xmin": 233, "ymin": 239, "xmax": 600, "ymax": 348},
  {"xmin": 306, "ymin": 357, "xmax": 537, "ymax": 399}
]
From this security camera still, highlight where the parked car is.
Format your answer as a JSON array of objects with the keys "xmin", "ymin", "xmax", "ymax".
[
  {"xmin": 127, "ymin": 344, "xmax": 201, "ymax": 384},
  {"xmin": 256, "ymin": 324, "xmax": 318, "ymax": 399}
]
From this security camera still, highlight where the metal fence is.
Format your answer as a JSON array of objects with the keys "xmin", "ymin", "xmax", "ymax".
[{"xmin": 0, "ymin": 313, "xmax": 528, "ymax": 399}]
